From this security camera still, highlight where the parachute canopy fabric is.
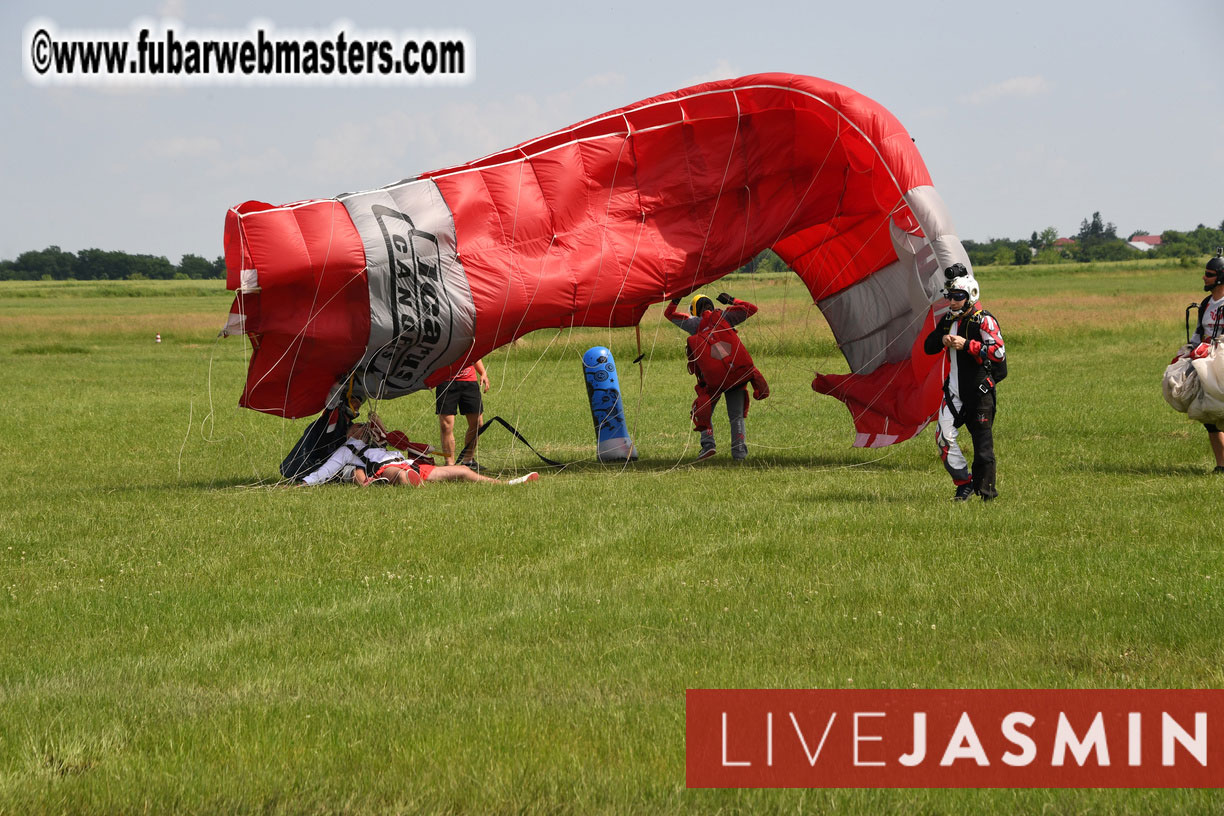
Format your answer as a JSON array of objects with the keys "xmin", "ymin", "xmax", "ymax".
[{"xmin": 223, "ymin": 72, "xmax": 970, "ymax": 445}]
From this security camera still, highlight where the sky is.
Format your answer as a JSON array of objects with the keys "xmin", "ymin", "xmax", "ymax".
[{"xmin": 3, "ymin": 0, "xmax": 1222, "ymax": 264}]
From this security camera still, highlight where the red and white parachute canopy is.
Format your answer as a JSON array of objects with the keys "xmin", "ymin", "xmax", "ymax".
[{"xmin": 222, "ymin": 73, "xmax": 969, "ymax": 446}]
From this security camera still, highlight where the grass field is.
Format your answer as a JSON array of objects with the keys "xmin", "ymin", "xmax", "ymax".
[{"xmin": 1, "ymin": 262, "xmax": 1222, "ymax": 814}]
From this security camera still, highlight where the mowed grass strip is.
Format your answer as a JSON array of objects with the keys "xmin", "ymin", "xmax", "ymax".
[{"xmin": 0, "ymin": 263, "xmax": 1221, "ymax": 814}]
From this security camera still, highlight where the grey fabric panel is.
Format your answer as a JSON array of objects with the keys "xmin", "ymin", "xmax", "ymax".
[
  {"xmin": 817, "ymin": 185, "xmax": 967, "ymax": 376},
  {"xmin": 818, "ymin": 261, "xmax": 926, "ymax": 373},
  {"xmin": 339, "ymin": 179, "xmax": 476, "ymax": 401}
]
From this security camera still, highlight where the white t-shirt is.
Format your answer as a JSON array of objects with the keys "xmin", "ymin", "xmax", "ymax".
[
  {"xmin": 946, "ymin": 320, "xmax": 962, "ymax": 401},
  {"xmin": 1200, "ymin": 295, "xmax": 1224, "ymax": 342}
]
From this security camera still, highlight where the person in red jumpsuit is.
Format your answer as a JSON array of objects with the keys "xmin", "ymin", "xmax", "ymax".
[{"xmin": 664, "ymin": 292, "xmax": 769, "ymax": 461}]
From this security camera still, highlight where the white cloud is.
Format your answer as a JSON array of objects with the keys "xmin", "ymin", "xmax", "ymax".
[
  {"xmin": 148, "ymin": 135, "xmax": 221, "ymax": 159},
  {"xmin": 687, "ymin": 59, "xmax": 737, "ymax": 86},
  {"xmin": 914, "ymin": 105, "xmax": 950, "ymax": 120},
  {"xmin": 223, "ymin": 145, "xmax": 290, "ymax": 179},
  {"xmin": 582, "ymin": 72, "xmax": 627, "ymax": 91},
  {"xmin": 158, "ymin": 0, "xmax": 187, "ymax": 20},
  {"xmin": 309, "ymin": 117, "xmax": 414, "ymax": 186},
  {"xmin": 960, "ymin": 76, "xmax": 1050, "ymax": 105}
]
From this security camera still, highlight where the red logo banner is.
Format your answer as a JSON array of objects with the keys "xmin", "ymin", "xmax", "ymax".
[{"xmin": 686, "ymin": 690, "xmax": 1224, "ymax": 788}]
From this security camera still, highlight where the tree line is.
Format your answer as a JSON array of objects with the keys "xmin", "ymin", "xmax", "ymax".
[
  {"xmin": 963, "ymin": 214, "xmax": 1224, "ymax": 268},
  {"xmin": 3, "ymin": 213, "xmax": 1222, "ymax": 281},
  {"xmin": 0, "ymin": 246, "xmax": 225, "ymax": 281}
]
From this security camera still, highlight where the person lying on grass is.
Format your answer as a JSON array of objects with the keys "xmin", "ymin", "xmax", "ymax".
[{"xmin": 298, "ymin": 421, "xmax": 538, "ymax": 487}]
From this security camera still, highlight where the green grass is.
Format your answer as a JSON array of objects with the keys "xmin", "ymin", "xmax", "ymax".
[{"xmin": 1, "ymin": 266, "xmax": 1222, "ymax": 814}]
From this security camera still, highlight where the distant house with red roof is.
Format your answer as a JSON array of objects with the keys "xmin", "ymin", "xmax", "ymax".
[
  {"xmin": 1127, "ymin": 234, "xmax": 1162, "ymax": 251},
  {"xmin": 1054, "ymin": 237, "xmax": 1076, "ymax": 248}
]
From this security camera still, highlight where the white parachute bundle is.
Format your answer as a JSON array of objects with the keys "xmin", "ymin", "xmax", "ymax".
[
  {"xmin": 1188, "ymin": 344, "xmax": 1224, "ymax": 424},
  {"xmin": 1162, "ymin": 347, "xmax": 1199, "ymax": 413}
]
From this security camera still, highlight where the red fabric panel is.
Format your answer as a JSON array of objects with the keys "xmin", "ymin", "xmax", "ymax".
[
  {"xmin": 811, "ymin": 308, "xmax": 945, "ymax": 444},
  {"xmin": 222, "ymin": 200, "xmax": 369, "ymax": 417}
]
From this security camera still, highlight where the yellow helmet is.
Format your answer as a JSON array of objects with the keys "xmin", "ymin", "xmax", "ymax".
[{"xmin": 689, "ymin": 293, "xmax": 714, "ymax": 315}]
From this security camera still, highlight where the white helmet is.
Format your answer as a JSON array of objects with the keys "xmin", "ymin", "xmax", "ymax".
[{"xmin": 942, "ymin": 263, "xmax": 979, "ymax": 316}]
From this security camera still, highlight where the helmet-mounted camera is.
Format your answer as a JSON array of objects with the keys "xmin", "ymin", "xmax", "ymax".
[{"xmin": 941, "ymin": 263, "xmax": 980, "ymax": 315}]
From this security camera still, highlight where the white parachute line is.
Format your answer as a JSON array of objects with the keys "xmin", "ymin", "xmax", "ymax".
[
  {"xmin": 485, "ymin": 167, "xmax": 553, "ymax": 409},
  {"xmin": 604, "ymin": 209, "xmax": 648, "ymax": 336},
  {"xmin": 195, "ymin": 331, "xmax": 272, "ymax": 485},
  {"xmin": 789, "ymin": 191, "xmax": 940, "ymax": 436},
  {"xmin": 714, "ymin": 128, "xmax": 840, "ymax": 385},
  {"xmin": 646, "ymin": 305, "xmax": 712, "ymax": 473},
  {"xmin": 199, "ymin": 238, "xmax": 268, "ymax": 480},
  {"xmin": 607, "ymin": 92, "xmax": 746, "ymax": 471},
  {"xmin": 687, "ymin": 91, "xmax": 743, "ymax": 293},
  {"xmin": 486, "ymin": 152, "xmax": 594, "ymax": 471},
  {"xmin": 238, "ymin": 272, "xmax": 366, "ymax": 413},
  {"xmin": 206, "ymin": 310, "xmax": 234, "ymax": 443},
  {"xmin": 490, "ymin": 131, "xmax": 640, "ymax": 474},
  {"xmin": 763, "ymin": 138, "xmax": 842, "ymax": 272},
  {"xmin": 483, "ymin": 162, "xmax": 529, "ymax": 368},
  {"xmin": 508, "ymin": 235, "xmax": 557, "ymax": 347},
  {"xmin": 578, "ymin": 115, "xmax": 633, "ymax": 330},
  {"xmin": 731, "ymin": 210, "xmax": 843, "ymax": 436},
  {"xmin": 178, "ymin": 395, "xmax": 193, "ymax": 481},
  {"xmin": 582, "ymin": 123, "xmax": 655, "ymax": 475},
  {"xmin": 277, "ymin": 200, "xmax": 339, "ymax": 414},
  {"xmin": 618, "ymin": 211, "xmax": 652, "ymax": 461},
  {"xmin": 211, "ymin": 232, "xmax": 269, "ymax": 480},
  {"xmin": 578, "ymin": 123, "xmax": 651, "ymax": 474},
  {"xmin": 231, "ymin": 203, "xmax": 362, "ymax": 413},
  {"xmin": 502, "ymin": 328, "xmax": 580, "ymax": 469}
]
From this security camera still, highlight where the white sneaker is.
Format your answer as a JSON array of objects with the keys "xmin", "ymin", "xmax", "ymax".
[{"xmin": 507, "ymin": 472, "xmax": 539, "ymax": 485}]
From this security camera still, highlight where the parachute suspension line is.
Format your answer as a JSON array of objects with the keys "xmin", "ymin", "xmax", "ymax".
[
  {"xmin": 688, "ymin": 92, "xmax": 743, "ymax": 290},
  {"xmin": 765, "ymin": 126, "xmax": 842, "ymax": 254},
  {"xmin": 743, "ymin": 126, "xmax": 849, "ymax": 432},
  {"xmin": 581, "ymin": 115, "xmax": 634, "ymax": 331},
  {"xmin": 493, "ymin": 156, "xmax": 599, "ymax": 470},
  {"xmin": 500, "ymin": 232, "xmax": 556, "ymax": 367},
  {"xmin": 485, "ymin": 164, "xmax": 575, "ymax": 476},
  {"xmin": 813, "ymin": 201, "xmax": 942, "ymax": 437},
  {"xmin": 198, "ymin": 225, "xmax": 271, "ymax": 483},
  {"xmin": 240, "ymin": 202, "xmax": 361, "ymax": 411},
  {"xmin": 751, "ymin": 123, "xmax": 851, "ymax": 409},
  {"xmin": 634, "ymin": 324, "xmax": 644, "ymax": 392},
  {"xmin": 505, "ymin": 127, "xmax": 651, "ymax": 473},
  {"xmin": 736, "ymin": 120, "xmax": 905, "ymax": 453},
  {"xmin": 720, "ymin": 179, "xmax": 831, "ymax": 455},
  {"xmin": 485, "ymin": 161, "xmax": 531, "ymax": 372},
  {"xmin": 599, "ymin": 197, "xmax": 652, "ymax": 475},
  {"xmin": 177, "ymin": 395, "xmax": 194, "ymax": 482},
  {"xmin": 502, "ymin": 326, "xmax": 564, "ymax": 457},
  {"xmin": 473, "ymin": 155, "xmax": 568, "ymax": 466},
  {"xmin": 280, "ymin": 203, "xmax": 336, "ymax": 411}
]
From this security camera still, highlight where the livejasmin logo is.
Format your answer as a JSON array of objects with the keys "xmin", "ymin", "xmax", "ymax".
[{"xmin": 685, "ymin": 690, "xmax": 1224, "ymax": 788}]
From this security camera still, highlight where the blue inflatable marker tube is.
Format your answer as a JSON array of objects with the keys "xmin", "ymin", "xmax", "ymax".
[{"xmin": 582, "ymin": 346, "xmax": 638, "ymax": 462}]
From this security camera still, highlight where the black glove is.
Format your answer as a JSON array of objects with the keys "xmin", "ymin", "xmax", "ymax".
[
  {"xmin": 669, "ymin": 298, "xmax": 681, "ymax": 306},
  {"xmin": 716, "ymin": 292, "xmax": 735, "ymax": 305}
]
